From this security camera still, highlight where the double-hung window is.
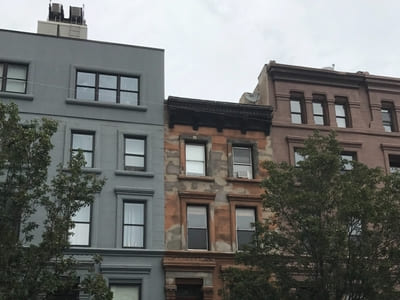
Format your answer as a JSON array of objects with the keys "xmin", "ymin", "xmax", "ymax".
[
  {"xmin": 312, "ymin": 95, "xmax": 327, "ymax": 125},
  {"xmin": 187, "ymin": 205, "xmax": 208, "ymax": 250},
  {"xmin": 123, "ymin": 202, "xmax": 145, "ymax": 248},
  {"xmin": 69, "ymin": 204, "xmax": 91, "ymax": 246},
  {"xmin": 294, "ymin": 148, "xmax": 305, "ymax": 167},
  {"xmin": 76, "ymin": 71, "xmax": 139, "ymax": 105},
  {"xmin": 236, "ymin": 208, "xmax": 256, "ymax": 250},
  {"xmin": 232, "ymin": 146, "xmax": 253, "ymax": 179},
  {"xmin": 290, "ymin": 93, "xmax": 305, "ymax": 124},
  {"xmin": 71, "ymin": 132, "xmax": 94, "ymax": 168},
  {"xmin": 0, "ymin": 62, "xmax": 28, "ymax": 93},
  {"xmin": 185, "ymin": 143, "xmax": 206, "ymax": 176},
  {"xmin": 124, "ymin": 136, "xmax": 145, "ymax": 171},
  {"xmin": 335, "ymin": 97, "xmax": 350, "ymax": 128},
  {"xmin": 381, "ymin": 102, "xmax": 396, "ymax": 132},
  {"xmin": 341, "ymin": 152, "xmax": 356, "ymax": 171}
]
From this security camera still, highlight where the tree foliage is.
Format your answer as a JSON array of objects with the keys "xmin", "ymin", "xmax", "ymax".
[
  {"xmin": 0, "ymin": 103, "xmax": 112, "ymax": 300},
  {"xmin": 223, "ymin": 131, "xmax": 400, "ymax": 300}
]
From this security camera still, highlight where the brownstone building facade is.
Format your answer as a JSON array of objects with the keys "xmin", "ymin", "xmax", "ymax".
[
  {"xmin": 163, "ymin": 97, "xmax": 273, "ymax": 299},
  {"xmin": 241, "ymin": 61, "xmax": 400, "ymax": 172}
]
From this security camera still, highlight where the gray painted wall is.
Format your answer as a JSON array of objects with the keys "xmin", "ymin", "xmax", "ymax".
[{"xmin": 0, "ymin": 29, "xmax": 165, "ymax": 299}]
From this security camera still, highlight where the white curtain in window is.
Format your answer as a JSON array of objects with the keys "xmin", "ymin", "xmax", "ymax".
[{"xmin": 110, "ymin": 285, "xmax": 139, "ymax": 300}]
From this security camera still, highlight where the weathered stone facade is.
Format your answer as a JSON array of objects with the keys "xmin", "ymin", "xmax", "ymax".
[{"xmin": 164, "ymin": 96, "xmax": 273, "ymax": 299}]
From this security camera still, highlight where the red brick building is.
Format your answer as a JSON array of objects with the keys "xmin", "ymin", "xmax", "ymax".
[
  {"xmin": 163, "ymin": 96, "xmax": 273, "ymax": 300},
  {"xmin": 241, "ymin": 61, "xmax": 400, "ymax": 172}
]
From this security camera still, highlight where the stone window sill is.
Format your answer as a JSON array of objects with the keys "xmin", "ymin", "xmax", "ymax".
[
  {"xmin": 226, "ymin": 177, "xmax": 262, "ymax": 184},
  {"xmin": 115, "ymin": 170, "xmax": 154, "ymax": 178},
  {"xmin": 178, "ymin": 175, "xmax": 215, "ymax": 182},
  {"xmin": 66, "ymin": 98, "xmax": 147, "ymax": 111}
]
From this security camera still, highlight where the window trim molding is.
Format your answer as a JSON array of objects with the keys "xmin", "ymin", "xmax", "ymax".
[{"xmin": 381, "ymin": 143, "xmax": 400, "ymax": 174}]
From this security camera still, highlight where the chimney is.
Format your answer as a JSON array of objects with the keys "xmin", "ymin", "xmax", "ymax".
[{"xmin": 37, "ymin": 3, "xmax": 88, "ymax": 39}]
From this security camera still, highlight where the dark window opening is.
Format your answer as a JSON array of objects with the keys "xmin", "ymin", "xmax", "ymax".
[
  {"xmin": 382, "ymin": 102, "xmax": 396, "ymax": 132},
  {"xmin": 389, "ymin": 154, "xmax": 400, "ymax": 173}
]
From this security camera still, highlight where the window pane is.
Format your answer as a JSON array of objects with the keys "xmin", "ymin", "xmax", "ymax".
[
  {"xmin": 77, "ymin": 72, "xmax": 95, "ymax": 86},
  {"xmin": 123, "ymin": 226, "xmax": 144, "ymax": 247},
  {"xmin": 69, "ymin": 223, "xmax": 90, "ymax": 245},
  {"xmin": 120, "ymin": 91, "xmax": 138, "ymax": 105},
  {"xmin": 336, "ymin": 118, "xmax": 346, "ymax": 128},
  {"xmin": 314, "ymin": 116, "xmax": 324, "ymax": 125},
  {"xmin": 187, "ymin": 206, "xmax": 207, "ymax": 228},
  {"xmin": 72, "ymin": 150, "xmax": 93, "ymax": 167},
  {"xmin": 291, "ymin": 114, "xmax": 302, "ymax": 124},
  {"xmin": 313, "ymin": 102, "xmax": 323, "ymax": 115},
  {"xmin": 237, "ymin": 231, "xmax": 254, "ymax": 250},
  {"xmin": 188, "ymin": 228, "xmax": 207, "ymax": 249},
  {"xmin": 5, "ymin": 79, "xmax": 26, "ymax": 93},
  {"xmin": 124, "ymin": 203, "xmax": 144, "ymax": 225},
  {"xmin": 72, "ymin": 205, "xmax": 90, "ymax": 222},
  {"xmin": 186, "ymin": 161, "xmax": 205, "ymax": 176},
  {"xmin": 335, "ymin": 104, "xmax": 345, "ymax": 117},
  {"xmin": 233, "ymin": 165, "xmax": 252, "ymax": 179},
  {"xmin": 99, "ymin": 74, "xmax": 117, "ymax": 89},
  {"xmin": 186, "ymin": 144, "xmax": 205, "ymax": 161},
  {"xmin": 98, "ymin": 89, "xmax": 117, "ymax": 102},
  {"xmin": 290, "ymin": 100, "xmax": 301, "ymax": 113},
  {"xmin": 382, "ymin": 109, "xmax": 391, "ymax": 122},
  {"xmin": 0, "ymin": 63, "xmax": 3, "ymax": 76},
  {"xmin": 125, "ymin": 138, "xmax": 145, "ymax": 155},
  {"xmin": 7, "ymin": 64, "xmax": 27, "ymax": 79},
  {"xmin": 236, "ymin": 208, "xmax": 255, "ymax": 230},
  {"xmin": 295, "ymin": 151, "xmax": 305, "ymax": 166},
  {"xmin": 125, "ymin": 156, "xmax": 145, "ymax": 169},
  {"xmin": 342, "ymin": 154, "xmax": 353, "ymax": 170},
  {"xmin": 76, "ymin": 87, "xmax": 95, "ymax": 100},
  {"xmin": 72, "ymin": 134, "xmax": 93, "ymax": 151},
  {"xmin": 110, "ymin": 285, "xmax": 140, "ymax": 300},
  {"xmin": 233, "ymin": 147, "xmax": 251, "ymax": 164},
  {"xmin": 121, "ymin": 77, "xmax": 138, "ymax": 91}
]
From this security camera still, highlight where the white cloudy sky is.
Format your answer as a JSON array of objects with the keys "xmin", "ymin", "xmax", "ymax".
[{"xmin": 0, "ymin": 0, "xmax": 399, "ymax": 102}]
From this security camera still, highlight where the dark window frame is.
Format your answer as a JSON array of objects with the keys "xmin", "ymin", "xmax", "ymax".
[
  {"xmin": 341, "ymin": 151, "xmax": 357, "ymax": 171},
  {"xmin": 290, "ymin": 92, "xmax": 306, "ymax": 124},
  {"xmin": 312, "ymin": 94, "xmax": 328, "ymax": 125},
  {"xmin": 185, "ymin": 142, "xmax": 207, "ymax": 176},
  {"xmin": 389, "ymin": 154, "xmax": 400, "ymax": 173},
  {"xmin": 335, "ymin": 97, "xmax": 351, "ymax": 128},
  {"xmin": 232, "ymin": 145, "xmax": 253, "ymax": 179},
  {"xmin": 122, "ymin": 201, "xmax": 146, "ymax": 249},
  {"xmin": 75, "ymin": 70, "xmax": 140, "ymax": 105},
  {"xmin": 187, "ymin": 204, "xmax": 209, "ymax": 250},
  {"xmin": 70, "ymin": 131, "xmax": 95, "ymax": 168},
  {"xmin": 0, "ymin": 62, "xmax": 28, "ymax": 94},
  {"xmin": 381, "ymin": 102, "xmax": 397, "ymax": 132},
  {"xmin": 124, "ymin": 136, "xmax": 146, "ymax": 171},
  {"xmin": 69, "ymin": 204, "xmax": 91, "ymax": 247},
  {"xmin": 236, "ymin": 206, "xmax": 256, "ymax": 250}
]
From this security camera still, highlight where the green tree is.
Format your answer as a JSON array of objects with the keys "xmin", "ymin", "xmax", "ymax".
[
  {"xmin": 0, "ymin": 103, "xmax": 112, "ymax": 300},
  {"xmin": 223, "ymin": 131, "xmax": 400, "ymax": 300}
]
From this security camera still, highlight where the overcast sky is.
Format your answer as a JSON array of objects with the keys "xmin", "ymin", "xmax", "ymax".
[{"xmin": 1, "ymin": 0, "xmax": 399, "ymax": 102}]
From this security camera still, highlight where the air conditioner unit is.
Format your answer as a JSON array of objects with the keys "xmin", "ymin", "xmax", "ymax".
[
  {"xmin": 70, "ymin": 6, "xmax": 82, "ymax": 18},
  {"xmin": 51, "ymin": 3, "xmax": 62, "ymax": 14}
]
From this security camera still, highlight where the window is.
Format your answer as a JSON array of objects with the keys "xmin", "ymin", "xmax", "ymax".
[
  {"xmin": 110, "ymin": 285, "xmax": 140, "ymax": 300},
  {"xmin": 290, "ymin": 98, "xmax": 305, "ymax": 124},
  {"xmin": 187, "ymin": 205, "xmax": 208, "ymax": 250},
  {"xmin": 312, "ymin": 95, "xmax": 327, "ymax": 125},
  {"xmin": 232, "ymin": 146, "xmax": 253, "ymax": 179},
  {"xmin": 236, "ymin": 208, "xmax": 256, "ymax": 250},
  {"xmin": 123, "ymin": 202, "xmax": 145, "ymax": 248},
  {"xmin": 335, "ymin": 98, "xmax": 350, "ymax": 128},
  {"xmin": 124, "ymin": 137, "xmax": 145, "ymax": 171},
  {"xmin": 176, "ymin": 279, "xmax": 203, "ymax": 300},
  {"xmin": 76, "ymin": 71, "xmax": 139, "ymax": 105},
  {"xmin": 185, "ymin": 143, "xmax": 206, "ymax": 176},
  {"xmin": 381, "ymin": 102, "xmax": 396, "ymax": 132},
  {"xmin": 348, "ymin": 217, "xmax": 362, "ymax": 239},
  {"xmin": 294, "ymin": 148, "xmax": 305, "ymax": 167},
  {"xmin": 71, "ymin": 132, "xmax": 94, "ymax": 168},
  {"xmin": 341, "ymin": 152, "xmax": 356, "ymax": 171},
  {"xmin": 0, "ymin": 62, "xmax": 28, "ymax": 93},
  {"xmin": 69, "ymin": 205, "xmax": 91, "ymax": 246},
  {"xmin": 389, "ymin": 154, "xmax": 400, "ymax": 173}
]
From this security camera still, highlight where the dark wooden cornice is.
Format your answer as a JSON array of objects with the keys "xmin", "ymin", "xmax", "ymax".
[{"xmin": 166, "ymin": 96, "xmax": 273, "ymax": 135}]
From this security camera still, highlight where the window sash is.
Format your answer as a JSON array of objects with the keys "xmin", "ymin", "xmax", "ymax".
[
  {"xmin": 186, "ymin": 144, "xmax": 206, "ymax": 176},
  {"xmin": 71, "ymin": 132, "xmax": 94, "ymax": 168},
  {"xmin": 69, "ymin": 205, "xmax": 91, "ymax": 246},
  {"xmin": 0, "ymin": 63, "xmax": 28, "ymax": 94},
  {"xmin": 232, "ymin": 147, "xmax": 253, "ymax": 179},
  {"xmin": 236, "ymin": 208, "xmax": 255, "ymax": 250},
  {"xmin": 335, "ymin": 103, "xmax": 348, "ymax": 128},
  {"xmin": 290, "ymin": 99, "xmax": 304, "ymax": 124},
  {"xmin": 123, "ymin": 202, "xmax": 145, "ymax": 248},
  {"xmin": 381, "ymin": 107, "xmax": 394, "ymax": 132},
  {"xmin": 76, "ymin": 71, "xmax": 139, "ymax": 104},
  {"xmin": 124, "ymin": 137, "xmax": 146, "ymax": 171},
  {"xmin": 187, "ymin": 206, "xmax": 208, "ymax": 249},
  {"xmin": 312, "ymin": 101, "xmax": 325, "ymax": 125}
]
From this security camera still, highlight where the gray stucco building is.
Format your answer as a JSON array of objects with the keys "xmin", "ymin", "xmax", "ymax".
[{"xmin": 0, "ymin": 22, "xmax": 165, "ymax": 299}]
